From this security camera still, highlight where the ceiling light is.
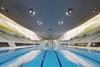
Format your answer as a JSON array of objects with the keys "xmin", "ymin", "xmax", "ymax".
[
  {"xmin": 58, "ymin": 21, "xmax": 64, "ymax": 25},
  {"xmin": 37, "ymin": 20, "xmax": 42, "ymax": 25},
  {"xmin": 92, "ymin": 8, "xmax": 98, "ymax": 13},
  {"xmin": 92, "ymin": 10, "xmax": 96, "ymax": 13},
  {"xmin": 66, "ymin": 12, "xmax": 69, "ymax": 16},
  {"xmin": 0, "ymin": 6, "xmax": 5, "ymax": 10},
  {"xmin": 32, "ymin": 11, "xmax": 35, "ymax": 15},
  {"xmin": 29, "ymin": 8, "xmax": 33, "ymax": 13},
  {"xmin": 66, "ymin": 8, "xmax": 73, "ymax": 16},
  {"xmin": 29, "ymin": 10, "xmax": 32, "ymax": 14},
  {"xmin": 66, "ymin": 11, "xmax": 71, "ymax": 16},
  {"xmin": 0, "ymin": 6, "xmax": 8, "ymax": 12},
  {"xmin": 29, "ymin": 8, "xmax": 35, "ymax": 16}
]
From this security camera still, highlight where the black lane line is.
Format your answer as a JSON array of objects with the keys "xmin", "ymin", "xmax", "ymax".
[
  {"xmin": 40, "ymin": 50, "xmax": 47, "ymax": 67},
  {"xmin": 54, "ymin": 50, "xmax": 62, "ymax": 67}
]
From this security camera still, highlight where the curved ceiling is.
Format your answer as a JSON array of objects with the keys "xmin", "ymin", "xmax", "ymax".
[{"xmin": 0, "ymin": 0, "xmax": 100, "ymax": 39}]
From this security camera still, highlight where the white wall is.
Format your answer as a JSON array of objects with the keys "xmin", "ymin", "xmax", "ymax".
[{"xmin": 0, "ymin": 32, "xmax": 34, "ymax": 47}]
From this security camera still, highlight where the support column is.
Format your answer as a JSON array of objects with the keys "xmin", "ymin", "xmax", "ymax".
[
  {"xmin": 87, "ymin": 42, "xmax": 92, "ymax": 47},
  {"xmin": 8, "ymin": 41, "xmax": 16, "ymax": 47}
]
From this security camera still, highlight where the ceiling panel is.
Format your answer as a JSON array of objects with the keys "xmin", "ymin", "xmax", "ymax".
[{"xmin": 0, "ymin": 0, "xmax": 100, "ymax": 39}]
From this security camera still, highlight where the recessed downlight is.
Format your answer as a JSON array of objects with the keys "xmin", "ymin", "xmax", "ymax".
[
  {"xmin": 29, "ymin": 8, "xmax": 35, "ymax": 16},
  {"xmin": 92, "ymin": 8, "xmax": 98, "ymax": 13},
  {"xmin": 66, "ymin": 8, "xmax": 73, "ymax": 16},
  {"xmin": 0, "ymin": 6, "xmax": 5, "ymax": 10},
  {"xmin": 58, "ymin": 21, "xmax": 64, "ymax": 25},
  {"xmin": 32, "ymin": 11, "xmax": 35, "ymax": 15},
  {"xmin": 0, "ymin": 6, "xmax": 8, "ymax": 12},
  {"xmin": 37, "ymin": 20, "xmax": 42, "ymax": 25},
  {"xmin": 29, "ymin": 10, "xmax": 32, "ymax": 13}
]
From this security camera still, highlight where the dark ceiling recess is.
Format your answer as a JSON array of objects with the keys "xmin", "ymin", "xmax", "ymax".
[
  {"xmin": 0, "ymin": 0, "xmax": 100, "ymax": 39},
  {"xmin": 48, "ymin": 28, "xmax": 52, "ymax": 31}
]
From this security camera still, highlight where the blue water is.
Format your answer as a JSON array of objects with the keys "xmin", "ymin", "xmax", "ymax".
[
  {"xmin": 22, "ymin": 49, "xmax": 79, "ymax": 67},
  {"xmin": 22, "ymin": 50, "xmax": 46, "ymax": 67},
  {"xmin": 56, "ymin": 51, "xmax": 79, "ymax": 67},
  {"xmin": 66, "ymin": 48, "xmax": 100, "ymax": 63},
  {"xmin": 65, "ymin": 48, "xmax": 100, "ymax": 67},
  {"xmin": 0, "ymin": 47, "xmax": 99, "ymax": 67},
  {"xmin": 43, "ymin": 50, "xmax": 60, "ymax": 67},
  {"xmin": 0, "ymin": 50, "xmax": 8, "ymax": 54},
  {"xmin": 0, "ymin": 47, "xmax": 34, "ymax": 65}
]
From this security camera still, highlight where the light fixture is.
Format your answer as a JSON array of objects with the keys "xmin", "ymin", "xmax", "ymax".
[
  {"xmin": 92, "ymin": 8, "xmax": 98, "ymax": 13},
  {"xmin": 29, "ymin": 8, "xmax": 35, "ymax": 16},
  {"xmin": 92, "ymin": 10, "xmax": 96, "ymax": 13},
  {"xmin": 37, "ymin": 20, "xmax": 42, "ymax": 25},
  {"xmin": 58, "ymin": 21, "xmax": 64, "ymax": 25},
  {"xmin": 32, "ymin": 11, "xmax": 35, "ymax": 15},
  {"xmin": 29, "ymin": 10, "xmax": 32, "ymax": 14},
  {"xmin": 0, "ymin": 6, "xmax": 8, "ymax": 12},
  {"xmin": 66, "ymin": 8, "xmax": 73, "ymax": 16},
  {"xmin": 0, "ymin": 6, "xmax": 5, "ymax": 10}
]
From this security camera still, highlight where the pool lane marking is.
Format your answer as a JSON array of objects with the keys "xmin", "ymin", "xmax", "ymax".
[
  {"xmin": 40, "ymin": 50, "xmax": 47, "ymax": 67},
  {"xmin": 67, "ymin": 49, "xmax": 100, "ymax": 64},
  {"xmin": 1, "ymin": 50, "xmax": 40, "ymax": 67},
  {"xmin": 0, "ymin": 48, "xmax": 34, "ymax": 65},
  {"xmin": 61, "ymin": 50, "xmax": 98, "ymax": 67},
  {"xmin": 54, "ymin": 50, "xmax": 62, "ymax": 67}
]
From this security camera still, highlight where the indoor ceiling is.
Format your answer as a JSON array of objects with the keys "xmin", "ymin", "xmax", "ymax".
[{"xmin": 0, "ymin": 0, "xmax": 100, "ymax": 39}]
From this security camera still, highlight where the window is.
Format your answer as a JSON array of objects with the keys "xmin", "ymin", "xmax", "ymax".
[
  {"xmin": 91, "ymin": 42, "xmax": 100, "ymax": 47},
  {"xmin": 15, "ymin": 43, "xmax": 33, "ymax": 46},
  {"xmin": 0, "ymin": 42, "xmax": 9, "ymax": 47}
]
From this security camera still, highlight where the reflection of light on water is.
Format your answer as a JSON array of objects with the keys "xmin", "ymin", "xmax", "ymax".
[{"xmin": 60, "ymin": 50, "xmax": 95, "ymax": 67}]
